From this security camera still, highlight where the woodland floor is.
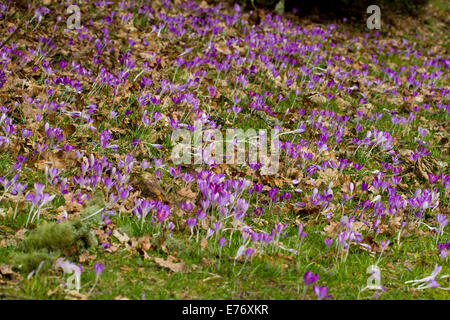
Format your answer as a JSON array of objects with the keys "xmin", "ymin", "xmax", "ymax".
[{"xmin": 0, "ymin": 0, "xmax": 449, "ymax": 300}]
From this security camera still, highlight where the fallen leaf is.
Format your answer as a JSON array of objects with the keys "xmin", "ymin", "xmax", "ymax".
[
  {"xmin": 57, "ymin": 193, "xmax": 83, "ymax": 215},
  {"xmin": 105, "ymin": 243, "xmax": 120, "ymax": 253},
  {"xmin": 177, "ymin": 187, "xmax": 197, "ymax": 200},
  {"xmin": 361, "ymin": 235, "xmax": 381, "ymax": 253},
  {"xmin": 317, "ymin": 168, "xmax": 339, "ymax": 185},
  {"xmin": 309, "ymin": 94, "xmax": 327, "ymax": 105},
  {"xmin": 47, "ymin": 287, "xmax": 60, "ymax": 297},
  {"xmin": 200, "ymin": 237, "xmax": 208, "ymax": 250},
  {"xmin": 78, "ymin": 252, "xmax": 97, "ymax": 263},
  {"xmin": 137, "ymin": 236, "xmax": 152, "ymax": 251},
  {"xmin": 64, "ymin": 290, "xmax": 88, "ymax": 300},
  {"xmin": 0, "ymin": 265, "xmax": 14, "ymax": 276},
  {"xmin": 154, "ymin": 256, "xmax": 186, "ymax": 273},
  {"xmin": 14, "ymin": 228, "xmax": 27, "ymax": 240},
  {"xmin": 324, "ymin": 221, "xmax": 339, "ymax": 237},
  {"xmin": 113, "ymin": 230, "xmax": 130, "ymax": 244},
  {"xmin": 132, "ymin": 172, "xmax": 167, "ymax": 202},
  {"xmin": 120, "ymin": 266, "xmax": 132, "ymax": 272}
]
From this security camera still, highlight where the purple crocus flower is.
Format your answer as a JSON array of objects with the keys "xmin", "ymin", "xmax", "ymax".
[
  {"xmin": 186, "ymin": 218, "xmax": 197, "ymax": 233},
  {"xmin": 218, "ymin": 237, "xmax": 227, "ymax": 247},
  {"xmin": 304, "ymin": 271, "xmax": 319, "ymax": 287},
  {"xmin": 313, "ymin": 285, "xmax": 331, "ymax": 300},
  {"xmin": 197, "ymin": 209, "xmax": 207, "ymax": 220},
  {"xmin": 94, "ymin": 263, "xmax": 105, "ymax": 276},
  {"xmin": 436, "ymin": 214, "xmax": 448, "ymax": 227},
  {"xmin": 244, "ymin": 248, "xmax": 254, "ymax": 259},
  {"xmin": 380, "ymin": 240, "xmax": 390, "ymax": 250}
]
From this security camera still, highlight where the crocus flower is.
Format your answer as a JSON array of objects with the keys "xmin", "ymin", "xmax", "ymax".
[
  {"xmin": 94, "ymin": 263, "xmax": 105, "ymax": 277},
  {"xmin": 313, "ymin": 285, "xmax": 331, "ymax": 300},
  {"xmin": 405, "ymin": 264, "xmax": 442, "ymax": 290},
  {"xmin": 380, "ymin": 240, "xmax": 390, "ymax": 250},
  {"xmin": 304, "ymin": 271, "xmax": 319, "ymax": 287},
  {"xmin": 436, "ymin": 214, "xmax": 448, "ymax": 228},
  {"xmin": 437, "ymin": 242, "xmax": 449, "ymax": 259},
  {"xmin": 186, "ymin": 218, "xmax": 197, "ymax": 234},
  {"xmin": 58, "ymin": 258, "xmax": 81, "ymax": 292},
  {"xmin": 218, "ymin": 237, "xmax": 227, "ymax": 247},
  {"xmin": 324, "ymin": 238, "xmax": 333, "ymax": 248},
  {"xmin": 244, "ymin": 248, "xmax": 254, "ymax": 259}
]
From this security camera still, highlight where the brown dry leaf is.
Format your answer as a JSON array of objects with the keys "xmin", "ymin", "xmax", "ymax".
[
  {"xmin": 360, "ymin": 235, "xmax": 381, "ymax": 253},
  {"xmin": 47, "ymin": 287, "xmax": 60, "ymax": 297},
  {"xmin": 414, "ymin": 155, "xmax": 439, "ymax": 181},
  {"xmin": 136, "ymin": 236, "xmax": 153, "ymax": 260},
  {"xmin": 295, "ymin": 202, "xmax": 321, "ymax": 218},
  {"xmin": 114, "ymin": 295, "xmax": 130, "ymax": 300},
  {"xmin": 0, "ymin": 239, "xmax": 9, "ymax": 248},
  {"xmin": 141, "ymin": 250, "xmax": 152, "ymax": 260},
  {"xmin": 388, "ymin": 215, "xmax": 402, "ymax": 231},
  {"xmin": 63, "ymin": 124, "xmax": 76, "ymax": 137},
  {"xmin": 109, "ymin": 127, "xmax": 127, "ymax": 134},
  {"xmin": 309, "ymin": 94, "xmax": 327, "ymax": 105},
  {"xmin": 0, "ymin": 265, "xmax": 14, "ymax": 276},
  {"xmin": 216, "ymin": 43, "xmax": 232, "ymax": 55},
  {"xmin": 177, "ymin": 187, "xmax": 197, "ymax": 200},
  {"xmin": 120, "ymin": 266, "xmax": 132, "ymax": 272},
  {"xmin": 154, "ymin": 256, "xmax": 186, "ymax": 273},
  {"xmin": 14, "ymin": 228, "xmax": 27, "ymax": 240},
  {"xmin": 36, "ymin": 150, "xmax": 66, "ymax": 170},
  {"xmin": 137, "ymin": 236, "xmax": 152, "ymax": 251},
  {"xmin": 317, "ymin": 168, "xmax": 339, "ymax": 185},
  {"xmin": 200, "ymin": 237, "xmax": 208, "ymax": 250},
  {"xmin": 113, "ymin": 229, "xmax": 130, "ymax": 244},
  {"xmin": 132, "ymin": 172, "xmax": 167, "ymax": 202},
  {"xmin": 386, "ymin": 263, "xmax": 395, "ymax": 270},
  {"xmin": 260, "ymin": 174, "xmax": 285, "ymax": 188},
  {"xmin": 78, "ymin": 252, "xmax": 97, "ymax": 263},
  {"xmin": 286, "ymin": 167, "xmax": 302, "ymax": 180},
  {"xmin": 352, "ymin": 221, "xmax": 368, "ymax": 233},
  {"xmin": 94, "ymin": 228, "xmax": 109, "ymax": 244},
  {"xmin": 174, "ymin": 208, "xmax": 185, "ymax": 217},
  {"xmin": 105, "ymin": 243, "xmax": 120, "ymax": 253},
  {"xmin": 198, "ymin": 0, "xmax": 209, "ymax": 9},
  {"xmin": 57, "ymin": 193, "xmax": 83, "ymax": 215},
  {"xmin": 64, "ymin": 290, "xmax": 88, "ymax": 300},
  {"xmin": 439, "ymin": 205, "xmax": 450, "ymax": 216},
  {"xmin": 277, "ymin": 253, "xmax": 294, "ymax": 261},
  {"xmin": 201, "ymin": 257, "xmax": 213, "ymax": 267},
  {"xmin": 22, "ymin": 104, "xmax": 43, "ymax": 119},
  {"xmin": 335, "ymin": 97, "xmax": 351, "ymax": 110},
  {"xmin": 324, "ymin": 221, "xmax": 339, "ymax": 237},
  {"xmin": 231, "ymin": 218, "xmax": 244, "ymax": 229},
  {"xmin": 378, "ymin": 223, "xmax": 395, "ymax": 235}
]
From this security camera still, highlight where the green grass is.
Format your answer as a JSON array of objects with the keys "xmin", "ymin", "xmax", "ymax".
[{"xmin": 2, "ymin": 212, "xmax": 447, "ymax": 300}]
